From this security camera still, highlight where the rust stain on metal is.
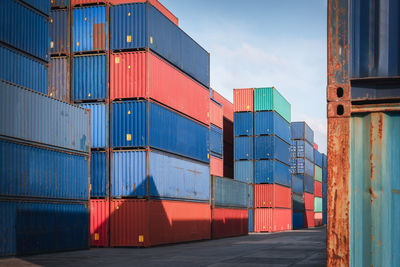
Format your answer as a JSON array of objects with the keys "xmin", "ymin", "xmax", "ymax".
[{"xmin": 369, "ymin": 187, "xmax": 376, "ymax": 199}]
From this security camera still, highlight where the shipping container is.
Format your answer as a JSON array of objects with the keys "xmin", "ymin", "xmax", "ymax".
[
  {"xmin": 110, "ymin": 3, "xmax": 210, "ymax": 88},
  {"xmin": 51, "ymin": 0, "xmax": 70, "ymax": 9},
  {"xmin": 303, "ymin": 192, "xmax": 314, "ymax": 211},
  {"xmin": 323, "ymin": 211, "xmax": 327, "ymax": 225},
  {"xmin": 254, "ymin": 184, "xmax": 291, "ymax": 208},
  {"xmin": 49, "ymin": 57, "xmax": 69, "ymax": 102},
  {"xmin": 234, "ymin": 160, "xmax": 253, "ymax": 183},
  {"xmin": 50, "ymin": 9, "xmax": 69, "ymax": 55},
  {"xmin": 314, "ymin": 165, "xmax": 322, "ymax": 182},
  {"xmin": 0, "ymin": 200, "xmax": 89, "ymax": 256},
  {"xmin": 291, "ymin": 174, "xmax": 304, "ymax": 195},
  {"xmin": 322, "ymin": 153, "xmax": 327, "ymax": 168},
  {"xmin": 248, "ymin": 208, "xmax": 254, "ymax": 232},
  {"xmin": 303, "ymin": 175, "xmax": 314, "ymax": 194},
  {"xmin": 233, "ymin": 88, "xmax": 253, "ymax": 112},
  {"xmin": 254, "ymin": 208, "xmax": 291, "ymax": 233},
  {"xmin": 254, "ymin": 111, "xmax": 290, "ymax": 144},
  {"xmin": 111, "ymin": 149, "xmax": 210, "ymax": 201},
  {"xmin": 292, "ymin": 140, "xmax": 314, "ymax": 162},
  {"xmin": 254, "ymin": 160, "xmax": 291, "ymax": 187},
  {"xmin": 90, "ymin": 151, "xmax": 108, "ymax": 198},
  {"xmin": 314, "ymin": 212, "xmax": 323, "ymax": 226},
  {"xmin": 79, "ymin": 103, "xmax": 108, "ymax": 148},
  {"xmin": 211, "ymin": 208, "xmax": 248, "ymax": 239},
  {"xmin": 21, "ymin": 0, "xmax": 50, "ymax": 15},
  {"xmin": 71, "ymin": 0, "xmax": 107, "ymax": 6},
  {"xmin": 223, "ymin": 118, "xmax": 234, "ymax": 144},
  {"xmin": 322, "ymin": 182, "xmax": 327, "ymax": 196},
  {"xmin": 323, "ymin": 196, "xmax": 327, "ymax": 212},
  {"xmin": 313, "ymin": 143, "xmax": 318, "ymax": 150},
  {"xmin": 314, "ymin": 181, "xmax": 322, "ymax": 197},
  {"xmin": 212, "ymin": 90, "xmax": 234, "ymax": 122},
  {"xmin": 254, "ymin": 135, "xmax": 291, "ymax": 164},
  {"xmin": 314, "ymin": 197, "xmax": 322, "ymax": 212},
  {"xmin": 0, "ymin": 140, "xmax": 88, "ymax": 200},
  {"xmin": 254, "ymin": 87, "xmax": 291, "ymax": 123},
  {"xmin": 210, "ymin": 99, "xmax": 223, "ymax": 128},
  {"xmin": 292, "ymin": 158, "xmax": 314, "ymax": 177},
  {"xmin": 210, "ymin": 155, "xmax": 223, "ymax": 177},
  {"xmin": 212, "ymin": 176, "xmax": 247, "ymax": 208},
  {"xmin": 0, "ymin": 81, "xmax": 89, "ymax": 153},
  {"xmin": 290, "ymin": 122, "xmax": 314, "ymax": 145},
  {"xmin": 292, "ymin": 193, "xmax": 303, "ymax": 212},
  {"xmin": 111, "ymin": 100, "xmax": 209, "ymax": 162},
  {"xmin": 90, "ymin": 199, "xmax": 109, "ymax": 247},
  {"xmin": 248, "ymin": 184, "xmax": 253, "ymax": 208},
  {"xmin": 72, "ymin": 6, "xmax": 108, "ymax": 52},
  {"xmin": 314, "ymin": 149, "xmax": 323, "ymax": 167},
  {"xmin": 109, "ymin": 199, "xmax": 211, "ymax": 247},
  {"xmin": 234, "ymin": 136, "xmax": 253, "ymax": 160},
  {"xmin": 303, "ymin": 210, "xmax": 314, "ymax": 228},
  {"xmin": 223, "ymin": 142, "xmax": 233, "ymax": 178},
  {"xmin": 292, "ymin": 212, "xmax": 304, "ymax": 229},
  {"xmin": 72, "ymin": 54, "xmax": 107, "ymax": 101},
  {"xmin": 210, "ymin": 125, "xmax": 223, "ymax": 156},
  {"xmin": 0, "ymin": 0, "xmax": 48, "ymax": 61},
  {"xmin": 0, "ymin": 45, "xmax": 48, "ymax": 94},
  {"xmin": 110, "ymin": 51, "xmax": 210, "ymax": 125},
  {"xmin": 234, "ymin": 112, "xmax": 253, "ymax": 137}
]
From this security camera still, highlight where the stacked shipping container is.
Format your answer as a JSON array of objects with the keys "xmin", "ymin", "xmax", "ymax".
[
  {"xmin": 322, "ymin": 153, "xmax": 327, "ymax": 225},
  {"xmin": 209, "ymin": 97, "xmax": 224, "ymax": 176},
  {"xmin": 313, "ymin": 146, "xmax": 323, "ymax": 227}
]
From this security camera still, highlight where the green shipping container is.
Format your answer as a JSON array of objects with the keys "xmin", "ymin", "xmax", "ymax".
[
  {"xmin": 314, "ymin": 165, "xmax": 322, "ymax": 182},
  {"xmin": 314, "ymin": 197, "xmax": 323, "ymax": 212},
  {"xmin": 254, "ymin": 87, "xmax": 291, "ymax": 123}
]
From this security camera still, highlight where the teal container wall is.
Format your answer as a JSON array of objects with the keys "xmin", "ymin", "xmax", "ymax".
[{"xmin": 213, "ymin": 177, "xmax": 248, "ymax": 208}]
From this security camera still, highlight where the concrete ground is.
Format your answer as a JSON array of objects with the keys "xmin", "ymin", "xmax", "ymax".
[{"xmin": 0, "ymin": 227, "xmax": 326, "ymax": 267}]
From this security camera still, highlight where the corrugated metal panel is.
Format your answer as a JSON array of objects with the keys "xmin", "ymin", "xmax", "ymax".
[
  {"xmin": 111, "ymin": 100, "xmax": 209, "ymax": 162},
  {"xmin": 0, "ymin": 81, "xmax": 90, "ymax": 153},
  {"xmin": 234, "ymin": 136, "xmax": 253, "ymax": 160},
  {"xmin": 90, "ymin": 151, "xmax": 108, "ymax": 198},
  {"xmin": 314, "ymin": 165, "xmax": 322, "ymax": 182},
  {"xmin": 323, "ymin": 196, "xmax": 327, "ymax": 212},
  {"xmin": 210, "ymin": 99, "xmax": 223, "ymax": 128},
  {"xmin": 303, "ymin": 175, "xmax": 314, "ymax": 194},
  {"xmin": 254, "ymin": 87, "xmax": 291, "ymax": 123},
  {"xmin": 303, "ymin": 210, "xmax": 314, "ymax": 228},
  {"xmin": 72, "ymin": 54, "xmax": 107, "ymax": 101},
  {"xmin": 254, "ymin": 184, "xmax": 291, "ymax": 208},
  {"xmin": 80, "ymin": 103, "xmax": 107, "ymax": 148},
  {"xmin": 248, "ymin": 208, "xmax": 254, "ymax": 232},
  {"xmin": 293, "ymin": 140, "xmax": 314, "ymax": 162},
  {"xmin": 50, "ymin": 9, "xmax": 69, "ymax": 55},
  {"xmin": 322, "ymin": 153, "xmax": 327, "ymax": 168},
  {"xmin": 210, "ymin": 125, "xmax": 223, "ymax": 155},
  {"xmin": 254, "ymin": 111, "xmax": 290, "ymax": 144},
  {"xmin": 254, "ymin": 135, "xmax": 291, "ymax": 164},
  {"xmin": 110, "ymin": 3, "xmax": 210, "ymax": 88},
  {"xmin": 234, "ymin": 160, "xmax": 253, "ymax": 183},
  {"xmin": 254, "ymin": 159, "xmax": 291, "ymax": 187},
  {"xmin": 322, "ymin": 182, "xmax": 327, "ymax": 196},
  {"xmin": 291, "ymin": 174, "xmax": 304, "ymax": 195},
  {"xmin": 0, "ymin": 200, "xmax": 89, "ymax": 256},
  {"xmin": 314, "ymin": 212, "xmax": 323, "ymax": 226},
  {"xmin": 49, "ymin": 57, "xmax": 69, "ymax": 102},
  {"xmin": 292, "ymin": 158, "xmax": 314, "ymax": 177},
  {"xmin": 254, "ymin": 208, "xmax": 291, "ymax": 233},
  {"xmin": 211, "ymin": 208, "xmax": 248, "ymax": 239},
  {"xmin": 234, "ymin": 112, "xmax": 253, "ymax": 137},
  {"xmin": 323, "ymin": 211, "xmax": 327, "ymax": 225},
  {"xmin": 292, "ymin": 193, "xmax": 303, "ymax": 212},
  {"xmin": 314, "ymin": 181, "xmax": 322, "ymax": 197},
  {"xmin": 71, "ymin": 0, "xmax": 105, "ymax": 6},
  {"xmin": 0, "ymin": 0, "xmax": 48, "ymax": 61},
  {"xmin": 314, "ymin": 149, "xmax": 323, "ymax": 167},
  {"xmin": 51, "ymin": 0, "xmax": 70, "ymax": 9},
  {"xmin": 210, "ymin": 155, "xmax": 223, "ymax": 177},
  {"xmin": 213, "ymin": 90, "xmax": 234, "ymax": 122},
  {"xmin": 304, "ymin": 192, "xmax": 314, "ymax": 211},
  {"xmin": 20, "ymin": 0, "xmax": 50, "ymax": 15},
  {"xmin": 233, "ymin": 89, "xmax": 253, "ymax": 112},
  {"xmin": 110, "ymin": 51, "xmax": 210, "ymax": 125},
  {"xmin": 0, "ymin": 45, "xmax": 48, "ymax": 94},
  {"xmin": 213, "ymin": 176, "xmax": 247, "ymax": 208},
  {"xmin": 292, "ymin": 212, "xmax": 304, "ymax": 229},
  {"xmin": 72, "ymin": 6, "xmax": 108, "ymax": 52},
  {"xmin": 0, "ymin": 140, "xmax": 88, "ymax": 200},
  {"xmin": 314, "ymin": 197, "xmax": 322, "ymax": 212},
  {"xmin": 248, "ymin": 184, "xmax": 253, "ymax": 208},
  {"xmin": 290, "ymin": 121, "xmax": 314, "ymax": 144},
  {"xmin": 90, "ymin": 199, "xmax": 109, "ymax": 247}
]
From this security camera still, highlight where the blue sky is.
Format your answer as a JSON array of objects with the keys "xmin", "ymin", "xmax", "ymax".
[{"xmin": 160, "ymin": 0, "xmax": 328, "ymax": 153}]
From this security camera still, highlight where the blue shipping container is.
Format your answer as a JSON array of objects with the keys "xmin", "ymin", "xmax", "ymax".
[
  {"xmin": 213, "ymin": 176, "xmax": 247, "ymax": 208},
  {"xmin": 248, "ymin": 184, "xmax": 253, "ymax": 208},
  {"xmin": 303, "ymin": 175, "xmax": 314, "ymax": 194},
  {"xmin": 293, "ymin": 158, "xmax": 314, "ymax": 177},
  {"xmin": 314, "ymin": 149, "xmax": 323, "ymax": 167},
  {"xmin": 254, "ymin": 111, "xmax": 291, "ymax": 144},
  {"xmin": 72, "ymin": 54, "xmax": 107, "ymax": 101},
  {"xmin": 292, "ymin": 193, "xmax": 303, "ymax": 212},
  {"xmin": 322, "ymin": 153, "xmax": 327, "ymax": 168},
  {"xmin": 73, "ymin": 6, "xmax": 108, "ymax": 52},
  {"xmin": 292, "ymin": 175, "xmax": 304, "ymax": 195},
  {"xmin": 323, "ymin": 168, "xmax": 327, "ymax": 182},
  {"xmin": 51, "ymin": 0, "xmax": 69, "ymax": 9},
  {"xmin": 210, "ymin": 125, "xmax": 223, "ymax": 155},
  {"xmin": 0, "ymin": 45, "xmax": 48, "ymax": 94},
  {"xmin": 254, "ymin": 135, "xmax": 291, "ymax": 164},
  {"xmin": 323, "ymin": 196, "xmax": 327, "ymax": 212},
  {"xmin": 292, "ymin": 212, "xmax": 304, "ymax": 229},
  {"xmin": 0, "ymin": 0, "xmax": 48, "ymax": 61},
  {"xmin": 248, "ymin": 208, "xmax": 254, "ymax": 232},
  {"xmin": 294, "ymin": 140, "xmax": 314, "ymax": 162},
  {"xmin": 110, "ymin": 3, "xmax": 210, "ymax": 88},
  {"xmin": 290, "ymin": 121, "xmax": 314, "ymax": 145},
  {"xmin": 49, "ymin": 57, "xmax": 69, "ymax": 102},
  {"xmin": 50, "ymin": 9, "xmax": 69, "ymax": 55},
  {"xmin": 79, "ymin": 103, "xmax": 107, "ymax": 149},
  {"xmin": 0, "ymin": 81, "xmax": 90, "ymax": 153},
  {"xmin": 234, "ymin": 112, "xmax": 253, "ymax": 137},
  {"xmin": 91, "ymin": 151, "xmax": 108, "ymax": 198},
  {"xmin": 20, "ymin": 0, "xmax": 50, "ymax": 15},
  {"xmin": 323, "ymin": 211, "xmax": 327, "ymax": 225},
  {"xmin": 254, "ymin": 160, "xmax": 291, "ymax": 187},
  {"xmin": 0, "ymin": 200, "xmax": 89, "ymax": 257},
  {"xmin": 234, "ymin": 160, "xmax": 253, "ymax": 183},
  {"xmin": 112, "ymin": 100, "xmax": 209, "ymax": 163},
  {"xmin": 0, "ymin": 140, "xmax": 88, "ymax": 200},
  {"xmin": 234, "ymin": 136, "xmax": 253, "ymax": 160},
  {"xmin": 111, "ymin": 149, "xmax": 210, "ymax": 201}
]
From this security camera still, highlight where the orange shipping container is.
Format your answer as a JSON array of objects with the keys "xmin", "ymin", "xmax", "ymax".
[
  {"xmin": 254, "ymin": 208, "xmax": 292, "ymax": 233},
  {"xmin": 210, "ymin": 99, "xmax": 223, "ymax": 128},
  {"xmin": 234, "ymin": 88, "xmax": 254, "ymax": 112},
  {"xmin": 90, "ymin": 199, "xmax": 109, "ymax": 247},
  {"xmin": 314, "ymin": 212, "xmax": 323, "ymax": 227},
  {"xmin": 303, "ymin": 210, "xmax": 315, "ymax": 228},
  {"xmin": 314, "ymin": 181, "xmax": 322, "ymax": 197},
  {"xmin": 212, "ymin": 90, "xmax": 234, "ymax": 122},
  {"xmin": 254, "ymin": 184, "xmax": 291, "ymax": 208},
  {"xmin": 211, "ymin": 208, "xmax": 248, "ymax": 239},
  {"xmin": 303, "ymin": 192, "xmax": 314, "ymax": 211},
  {"xmin": 210, "ymin": 155, "xmax": 223, "ymax": 177}
]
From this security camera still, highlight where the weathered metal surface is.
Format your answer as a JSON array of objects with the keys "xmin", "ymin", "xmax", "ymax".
[{"xmin": 212, "ymin": 176, "xmax": 248, "ymax": 208}]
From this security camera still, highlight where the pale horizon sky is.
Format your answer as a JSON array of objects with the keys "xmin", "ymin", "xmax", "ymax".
[{"xmin": 160, "ymin": 0, "xmax": 328, "ymax": 153}]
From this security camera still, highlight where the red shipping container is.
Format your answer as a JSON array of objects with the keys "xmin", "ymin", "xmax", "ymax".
[
  {"xmin": 314, "ymin": 181, "xmax": 322, "ymax": 197},
  {"xmin": 210, "ymin": 155, "xmax": 223, "ymax": 177},
  {"xmin": 110, "ymin": 51, "xmax": 210, "ymax": 125},
  {"xmin": 303, "ymin": 192, "xmax": 314, "ymax": 211},
  {"xmin": 254, "ymin": 208, "xmax": 292, "ymax": 233},
  {"xmin": 303, "ymin": 210, "xmax": 315, "ymax": 228},
  {"xmin": 314, "ymin": 212, "xmax": 323, "ymax": 227},
  {"xmin": 234, "ymin": 88, "xmax": 254, "ymax": 112},
  {"xmin": 212, "ymin": 90, "xmax": 234, "ymax": 122},
  {"xmin": 90, "ymin": 199, "xmax": 109, "ymax": 247},
  {"xmin": 211, "ymin": 208, "xmax": 248, "ymax": 239},
  {"xmin": 210, "ymin": 99, "xmax": 223, "ymax": 128},
  {"xmin": 314, "ymin": 143, "xmax": 319, "ymax": 150},
  {"xmin": 254, "ymin": 184, "xmax": 291, "ymax": 208},
  {"xmin": 110, "ymin": 199, "xmax": 211, "ymax": 247}
]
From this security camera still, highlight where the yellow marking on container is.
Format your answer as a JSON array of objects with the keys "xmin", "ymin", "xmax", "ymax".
[
  {"xmin": 267, "ymin": 129, "xmax": 269, "ymax": 132},
  {"xmin": 267, "ymin": 177, "xmax": 269, "ymax": 180},
  {"xmin": 246, "ymin": 154, "xmax": 248, "ymax": 157},
  {"xmin": 50, "ymin": 41, "xmax": 54, "ymax": 48},
  {"xmin": 77, "ymin": 41, "xmax": 80, "ymax": 47},
  {"xmin": 127, "ymin": 35, "xmax": 132, "ymax": 43},
  {"xmin": 88, "ymin": 93, "xmax": 91, "ymax": 97},
  {"xmin": 207, "ymin": 153, "xmax": 210, "ymax": 159},
  {"xmin": 126, "ymin": 134, "xmax": 132, "ymax": 141},
  {"xmin": 246, "ymin": 130, "xmax": 248, "ymax": 132},
  {"xmin": 49, "ymin": 18, "xmax": 53, "ymax": 23},
  {"xmin": 246, "ymin": 105, "xmax": 250, "ymax": 110},
  {"xmin": 128, "ymin": 12, "xmax": 131, "ymax": 16},
  {"xmin": 267, "ymin": 153, "xmax": 270, "ymax": 156},
  {"xmin": 84, "ymin": 17, "xmax": 87, "ymax": 21},
  {"xmin": 138, "ymin": 235, "xmax": 144, "ymax": 242},
  {"xmin": 150, "ymin": 36, "xmax": 153, "ymax": 44},
  {"xmin": 128, "ymin": 65, "xmax": 131, "ymax": 69},
  {"xmin": 115, "ymin": 57, "xmax": 120, "ymax": 64},
  {"xmin": 207, "ymin": 112, "xmax": 209, "ymax": 118},
  {"xmin": 94, "ymin": 233, "xmax": 99, "ymax": 241},
  {"xmin": 89, "ymin": 184, "xmax": 91, "ymax": 192},
  {"xmin": 128, "ymin": 110, "xmax": 131, "ymax": 114},
  {"xmin": 49, "ymin": 92, "xmax": 53, "ymax": 96},
  {"xmin": 116, "ymin": 205, "xmax": 119, "ymax": 210}
]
